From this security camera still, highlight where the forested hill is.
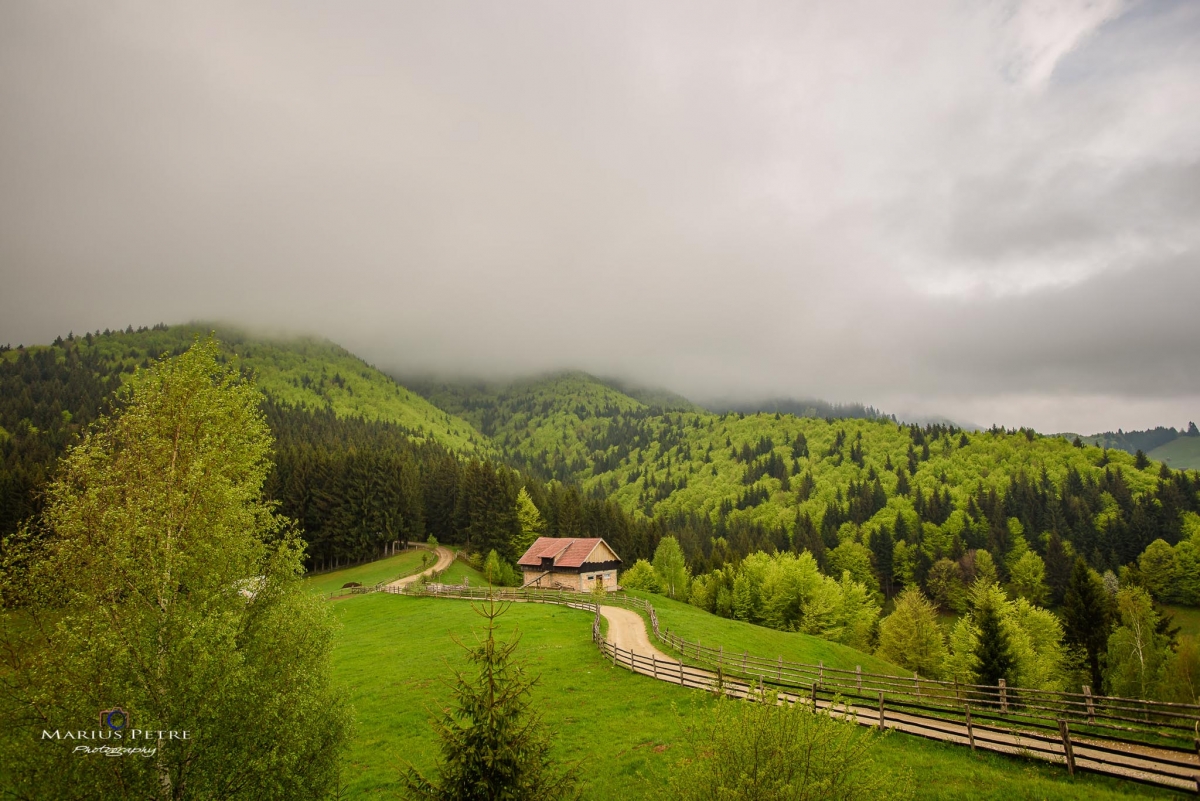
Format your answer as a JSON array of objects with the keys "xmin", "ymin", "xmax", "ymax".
[
  {"xmin": 400, "ymin": 371, "xmax": 668, "ymax": 481},
  {"xmin": 412, "ymin": 374, "xmax": 1200, "ymax": 586},
  {"xmin": 0, "ymin": 324, "xmax": 492, "ymax": 540},
  {"xmin": 1, "ymin": 324, "xmax": 489, "ymax": 451}
]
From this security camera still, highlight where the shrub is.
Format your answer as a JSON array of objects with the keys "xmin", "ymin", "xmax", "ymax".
[
  {"xmin": 620, "ymin": 559, "xmax": 662, "ymax": 593},
  {"xmin": 662, "ymin": 692, "xmax": 911, "ymax": 801}
]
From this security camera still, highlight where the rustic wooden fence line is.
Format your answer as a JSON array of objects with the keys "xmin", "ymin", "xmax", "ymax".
[{"xmin": 651, "ymin": 626, "xmax": 1200, "ymax": 749}]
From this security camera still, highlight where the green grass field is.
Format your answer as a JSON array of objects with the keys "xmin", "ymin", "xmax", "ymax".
[
  {"xmin": 1149, "ymin": 436, "xmax": 1200, "ymax": 471},
  {"xmin": 304, "ymin": 550, "xmax": 431, "ymax": 597},
  {"xmin": 1163, "ymin": 604, "xmax": 1200, "ymax": 638},
  {"xmin": 326, "ymin": 590, "xmax": 1173, "ymax": 800},
  {"xmin": 625, "ymin": 590, "xmax": 903, "ymax": 674}
]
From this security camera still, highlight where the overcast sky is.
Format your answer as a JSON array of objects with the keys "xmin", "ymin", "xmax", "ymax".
[{"xmin": 2, "ymin": 1, "xmax": 1198, "ymax": 434}]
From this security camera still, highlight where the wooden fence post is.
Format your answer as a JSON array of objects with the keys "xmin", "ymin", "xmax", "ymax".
[
  {"xmin": 1082, "ymin": 685, "xmax": 1096, "ymax": 725},
  {"xmin": 1059, "ymin": 720, "xmax": 1075, "ymax": 776},
  {"xmin": 914, "ymin": 673, "xmax": 921, "ymax": 701},
  {"xmin": 778, "ymin": 656, "xmax": 783, "ymax": 682},
  {"xmin": 652, "ymin": 652, "xmax": 657, "ymax": 680},
  {"xmin": 999, "ymin": 679, "xmax": 1008, "ymax": 714},
  {"xmin": 743, "ymin": 651, "xmax": 748, "ymax": 674},
  {"xmin": 819, "ymin": 661, "xmax": 824, "ymax": 682},
  {"xmin": 877, "ymin": 692, "xmax": 885, "ymax": 731},
  {"xmin": 965, "ymin": 704, "xmax": 975, "ymax": 752},
  {"xmin": 856, "ymin": 665, "xmax": 862, "ymax": 692},
  {"xmin": 719, "ymin": 646, "xmax": 723, "ymax": 672},
  {"xmin": 679, "ymin": 659, "xmax": 684, "ymax": 687}
]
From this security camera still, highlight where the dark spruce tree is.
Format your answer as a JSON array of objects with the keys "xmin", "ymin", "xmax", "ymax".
[
  {"xmin": 974, "ymin": 598, "xmax": 1015, "ymax": 689},
  {"xmin": 402, "ymin": 599, "xmax": 578, "ymax": 801},
  {"xmin": 1043, "ymin": 531, "xmax": 1072, "ymax": 606},
  {"xmin": 1062, "ymin": 558, "xmax": 1112, "ymax": 693}
]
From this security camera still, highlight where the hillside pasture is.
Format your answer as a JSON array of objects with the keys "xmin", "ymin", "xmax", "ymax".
[
  {"xmin": 624, "ymin": 589, "xmax": 903, "ymax": 674},
  {"xmin": 328, "ymin": 592, "xmax": 1173, "ymax": 800},
  {"xmin": 305, "ymin": 549, "xmax": 432, "ymax": 597}
]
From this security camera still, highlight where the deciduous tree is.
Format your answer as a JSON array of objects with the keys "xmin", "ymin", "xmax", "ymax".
[{"xmin": 0, "ymin": 339, "xmax": 350, "ymax": 800}]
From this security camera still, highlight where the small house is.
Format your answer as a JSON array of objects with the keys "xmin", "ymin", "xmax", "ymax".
[{"xmin": 517, "ymin": 537, "xmax": 622, "ymax": 592}]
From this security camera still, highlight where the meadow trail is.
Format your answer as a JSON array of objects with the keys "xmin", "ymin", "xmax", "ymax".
[
  {"xmin": 386, "ymin": 546, "xmax": 454, "ymax": 590},
  {"xmin": 598, "ymin": 605, "xmax": 675, "ymax": 664}
]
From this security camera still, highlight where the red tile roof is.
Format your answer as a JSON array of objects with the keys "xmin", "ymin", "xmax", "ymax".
[{"xmin": 517, "ymin": 537, "xmax": 620, "ymax": 569}]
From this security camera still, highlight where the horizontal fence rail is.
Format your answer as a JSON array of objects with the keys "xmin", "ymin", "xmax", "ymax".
[
  {"xmin": 389, "ymin": 584, "xmax": 1200, "ymax": 793},
  {"xmin": 653, "ymin": 627, "xmax": 1200, "ymax": 747}
]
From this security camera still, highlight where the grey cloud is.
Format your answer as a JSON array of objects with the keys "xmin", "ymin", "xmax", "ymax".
[{"xmin": 1, "ymin": 1, "xmax": 1198, "ymax": 433}]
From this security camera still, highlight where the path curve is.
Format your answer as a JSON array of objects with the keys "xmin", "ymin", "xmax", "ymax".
[
  {"xmin": 598, "ymin": 605, "xmax": 676, "ymax": 664},
  {"xmin": 387, "ymin": 546, "xmax": 454, "ymax": 590}
]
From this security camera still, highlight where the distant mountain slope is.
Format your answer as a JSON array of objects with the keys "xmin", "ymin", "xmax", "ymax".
[
  {"xmin": 0, "ymin": 323, "xmax": 493, "ymax": 542},
  {"xmin": 597, "ymin": 378, "xmax": 702, "ymax": 413},
  {"xmin": 401, "ymin": 370, "xmax": 658, "ymax": 480},
  {"xmin": 80, "ymin": 324, "xmax": 492, "ymax": 454},
  {"xmin": 1077, "ymin": 426, "xmax": 1184, "ymax": 455},
  {"xmin": 404, "ymin": 368, "xmax": 1198, "ymax": 575},
  {"xmin": 704, "ymin": 396, "xmax": 891, "ymax": 421},
  {"xmin": 1149, "ymin": 435, "xmax": 1200, "ymax": 470},
  {"xmin": 1067, "ymin": 423, "xmax": 1200, "ymax": 470}
]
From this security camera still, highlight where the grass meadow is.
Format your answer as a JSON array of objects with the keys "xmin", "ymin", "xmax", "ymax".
[
  {"xmin": 304, "ymin": 549, "xmax": 430, "ymax": 597},
  {"xmin": 326, "ymin": 583, "xmax": 1174, "ymax": 800}
]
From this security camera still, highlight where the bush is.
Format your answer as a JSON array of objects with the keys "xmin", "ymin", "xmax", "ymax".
[
  {"xmin": 620, "ymin": 559, "xmax": 662, "ymax": 593},
  {"xmin": 662, "ymin": 692, "xmax": 911, "ymax": 801},
  {"xmin": 483, "ymin": 549, "xmax": 522, "ymax": 587}
]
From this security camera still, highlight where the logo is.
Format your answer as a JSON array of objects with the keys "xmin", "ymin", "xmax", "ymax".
[
  {"xmin": 100, "ymin": 707, "xmax": 129, "ymax": 733},
  {"xmin": 41, "ymin": 706, "xmax": 189, "ymax": 754}
]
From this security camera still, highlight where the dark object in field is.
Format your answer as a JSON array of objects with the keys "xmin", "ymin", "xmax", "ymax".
[{"xmin": 342, "ymin": 582, "xmax": 363, "ymax": 589}]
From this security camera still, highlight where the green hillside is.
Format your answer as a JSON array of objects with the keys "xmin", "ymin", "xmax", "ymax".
[
  {"xmin": 413, "ymin": 373, "xmax": 1200, "ymax": 606},
  {"xmin": 1149, "ymin": 435, "xmax": 1200, "ymax": 470},
  {"xmin": 0, "ymin": 324, "xmax": 494, "ymax": 550},
  {"xmin": 628, "ymin": 590, "xmax": 902, "ymax": 674},
  {"xmin": 73, "ymin": 324, "xmax": 491, "ymax": 454},
  {"xmin": 403, "ymin": 371, "xmax": 653, "ymax": 479}
]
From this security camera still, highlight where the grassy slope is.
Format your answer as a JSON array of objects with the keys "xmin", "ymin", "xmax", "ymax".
[
  {"xmin": 626, "ymin": 590, "xmax": 903, "ymax": 674},
  {"xmin": 330, "ymin": 593, "xmax": 1171, "ymax": 800},
  {"xmin": 1149, "ymin": 436, "xmax": 1200, "ymax": 471},
  {"xmin": 304, "ymin": 550, "xmax": 431, "ymax": 596},
  {"xmin": 1163, "ymin": 605, "xmax": 1200, "ymax": 638},
  {"xmin": 15, "ymin": 325, "xmax": 491, "ymax": 455}
]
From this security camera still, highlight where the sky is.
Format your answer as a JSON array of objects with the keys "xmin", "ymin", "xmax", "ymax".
[{"xmin": 1, "ymin": 1, "xmax": 1198, "ymax": 434}]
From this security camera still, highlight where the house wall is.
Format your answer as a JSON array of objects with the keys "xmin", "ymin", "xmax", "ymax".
[
  {"xmin": 520, "ymin": 567, "xmax": 620, "ymax": 592},
  {"xmin": 520, "ymin": 569, "xmax": 579, "ymax": 591},
  {"xmin": 579, "ymin": 567, "xmax": 619, "ymax": 592}
]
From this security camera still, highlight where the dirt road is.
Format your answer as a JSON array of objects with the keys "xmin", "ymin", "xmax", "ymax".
[
  {"xmin": 387, "ymin": 546, "xmax": 454, "ymax": 590},
  {"xmin": 598, "ymin": 605, "xmax": 676, "ymax": 663}
]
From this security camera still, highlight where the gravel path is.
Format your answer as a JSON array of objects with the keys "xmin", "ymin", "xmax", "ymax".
[
  {"xmin": 386, "ymin": 546, "xmax": 454, "ymax": 590},
  {"xmin": 598, "ymin": 605, "xmax": 676, "ymax": 664}
]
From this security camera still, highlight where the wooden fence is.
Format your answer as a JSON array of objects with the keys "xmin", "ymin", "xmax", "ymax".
[{"xmin": 394, "ymin": 584, "xmax": 1200, "ymax": 793}]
